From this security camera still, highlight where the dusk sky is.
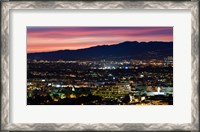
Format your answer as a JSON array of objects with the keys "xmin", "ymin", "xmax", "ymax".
[{"xmin": 27, "ymin": 27, "xmax": 173, "ymax": 53}]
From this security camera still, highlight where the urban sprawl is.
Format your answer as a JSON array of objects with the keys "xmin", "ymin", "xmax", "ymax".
[{"xmin": 27, "ymin": 56, "xmax": 173, "ymax": 105}]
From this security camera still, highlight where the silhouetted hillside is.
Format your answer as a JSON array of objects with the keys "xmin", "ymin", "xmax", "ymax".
[{"xmin": 28, "ymin": 41, "xmax": 173, "ymax": 61}]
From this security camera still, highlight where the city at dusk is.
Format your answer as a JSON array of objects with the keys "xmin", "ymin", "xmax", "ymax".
[{"xmin": 27, "ymin": 27, "xmax": 173, "ymax": 105}]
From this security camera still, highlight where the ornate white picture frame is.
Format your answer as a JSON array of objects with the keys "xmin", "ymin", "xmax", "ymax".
[{"xmin": 1, "ymin": 0, "xmax": 199, "ymax": 131}]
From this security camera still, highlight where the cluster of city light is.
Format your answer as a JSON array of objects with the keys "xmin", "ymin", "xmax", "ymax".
[{"xmin": 27, "ymin": 57, "xmax": 173, "ymax": 105}]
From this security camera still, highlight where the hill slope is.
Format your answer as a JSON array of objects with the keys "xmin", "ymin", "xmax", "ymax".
[{"xmin": 28, "ymin": 41, "xmax": 173, "ymax": 61}]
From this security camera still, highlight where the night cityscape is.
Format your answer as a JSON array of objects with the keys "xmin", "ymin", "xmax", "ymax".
[{"xmin": 27, "ymin": 27, "xmax": 173, "ymax": 105}]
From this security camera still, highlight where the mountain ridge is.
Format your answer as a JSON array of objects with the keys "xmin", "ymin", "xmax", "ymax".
[{"xmin": 28, "ymin": 41, "xmax": 173, "ymax": 61}]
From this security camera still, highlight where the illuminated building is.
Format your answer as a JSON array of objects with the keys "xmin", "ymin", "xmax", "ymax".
[{"xmin": 92, "ymin": 83, "xmax": 131, "ymax": 99}]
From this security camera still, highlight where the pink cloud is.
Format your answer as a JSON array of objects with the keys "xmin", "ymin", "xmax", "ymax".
[{"xmin": 27, "ymin": 27, "xmax": 173, "ymax": 53}]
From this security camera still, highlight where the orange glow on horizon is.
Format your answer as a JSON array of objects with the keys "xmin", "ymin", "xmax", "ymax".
[{"xmin": 27, "ymin": 27, "xmax": 173, "ymax": 53}]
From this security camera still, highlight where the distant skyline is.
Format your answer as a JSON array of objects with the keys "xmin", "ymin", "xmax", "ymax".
[{"xmin": 27, "ymin": 27, "xmax": 173, "ymax": 53}]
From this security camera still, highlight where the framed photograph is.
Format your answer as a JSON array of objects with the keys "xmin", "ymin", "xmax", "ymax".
[{"xmin": 1, "ymin": 0, "xmax": 199, "ymax": 131}]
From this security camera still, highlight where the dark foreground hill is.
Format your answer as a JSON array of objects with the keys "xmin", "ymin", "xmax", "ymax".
[{"xmin": 28, "ymin": 41, "xmax": 173, "ymax": 61}]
